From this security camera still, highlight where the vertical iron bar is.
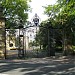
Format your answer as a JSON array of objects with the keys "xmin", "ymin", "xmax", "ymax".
[
  {"xmin": 23, "ymin": 28, "xmax": 24, "ymax": 57},
  {"xmin": 4, "ymin": 28, "xmax": 6, "ymax": 59},
  {"xmin": 48, "ymin": 28, "xmax": 50, "ymax": 56},
  {"xmin": 36, "ymin": 25, "xmax": 38, "ymax": 58},
  {"xmin": 52, "ymin": 28, "xmax": 55, "ymax": 56},
  {"xmin": 63, "ymin": 28, "xmax": 67, "ymax": 55},
  {"xmin": 24, "ymin": 29, "xmax": 26, "ymax": 57},
  {"xmin": 18, "ymin": 28, "xmax": 20, "ymax": 57}
]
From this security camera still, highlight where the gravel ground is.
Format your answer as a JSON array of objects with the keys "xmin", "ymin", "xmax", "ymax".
[{"xmin": 0, "ymin": 56, "xmax": 75, "ymax": 75}]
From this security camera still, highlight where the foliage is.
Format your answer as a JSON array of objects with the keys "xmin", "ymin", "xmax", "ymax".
[
  {"xmin": 1, "ymin": 0, "xmax": 31, "ymax": 28},
  {"xmin": 36, "ymin": 0, "xmax": 75, "ymax": 54},
  {"xmin": 29, "ymin": 40, "xmax": 39, "ymax": 47}
]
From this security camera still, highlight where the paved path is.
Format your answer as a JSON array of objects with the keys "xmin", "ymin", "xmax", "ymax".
[{"xmin": 0, "ymin": 56, "xmax": 75, "ymax": 75}]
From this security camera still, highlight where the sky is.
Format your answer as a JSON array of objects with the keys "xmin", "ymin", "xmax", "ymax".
[{"xmin": 28, "ymin": 0, "xmax": 57, "ymax": 22}]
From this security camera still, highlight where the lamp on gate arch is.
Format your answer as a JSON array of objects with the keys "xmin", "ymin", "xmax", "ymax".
[{"xmin": 33, "ymin": 13, "xmax": 39, "ymax": 26}]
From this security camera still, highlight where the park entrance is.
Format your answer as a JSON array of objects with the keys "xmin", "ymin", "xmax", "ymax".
[
  {"xmin": 5, "ymin": 21, "xmax": 75, "ymax": 59},
  {"xmin": 0, "ymin": 14, "xmax": 64, "ymax": 59},
  {"xmin": 0, "ymin": 13, "xmax": 65, "ymax": 59}
]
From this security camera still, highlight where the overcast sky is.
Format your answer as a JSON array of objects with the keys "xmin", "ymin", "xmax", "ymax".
[{"xmin": 28, "ymin": 0, "xmax": 57, "ymax": 22}]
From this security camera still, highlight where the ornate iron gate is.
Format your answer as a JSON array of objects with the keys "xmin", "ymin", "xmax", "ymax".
[
  {"xmin": 0, "ymin": 13, "xmax": 64, "ymax": 59},
  {"xmin": 5, "ymin": 28, "xmax": 25, "ymax": 59}
]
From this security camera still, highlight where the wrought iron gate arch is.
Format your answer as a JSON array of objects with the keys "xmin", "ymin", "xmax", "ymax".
[{"xmin": 23, "ymin": 25, "xmax": 63, "ymax": 58}]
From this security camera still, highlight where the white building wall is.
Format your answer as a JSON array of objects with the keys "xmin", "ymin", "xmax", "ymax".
[{"xmin": 26, "ymin": 26, "xmax": 39, "ymax": 42}]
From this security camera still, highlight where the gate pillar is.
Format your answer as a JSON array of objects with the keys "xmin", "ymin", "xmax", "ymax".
[
  {"xmin": 18, "ymin": 25, "xmax": 24, "ymax": 58},
  {"xmin": 0, "ymin": 5, "xmax": 6, "ymax": 59}
]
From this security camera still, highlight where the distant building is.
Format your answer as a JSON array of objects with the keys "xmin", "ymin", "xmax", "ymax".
[
  {"xmin": 24, "ymin": 36, "xmax": 29, "ymax": 50},
  {"xmin": 26, "ymin": 26, "xmax": 39, "ymax": 42},
  {"xmin": 6, "ymin": 35, "xmax": 17, "ymax": 50},
  {"xmin": 6, "ymin": 33, "xmax": 29, "ymax": 51}
]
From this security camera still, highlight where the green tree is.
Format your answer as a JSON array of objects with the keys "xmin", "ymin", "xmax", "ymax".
[
  {"xmin": 44, "ymin": 0, "xmax": 75, "ymax": 55},
  {"xmin": 1, "ymin": 0, "xmax": 31, "ymax": 28}
]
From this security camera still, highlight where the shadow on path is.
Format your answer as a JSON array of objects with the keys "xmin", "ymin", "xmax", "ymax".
[{"xmin": 0, "ymin": 56, "xmax": 75, "ymax": 75}]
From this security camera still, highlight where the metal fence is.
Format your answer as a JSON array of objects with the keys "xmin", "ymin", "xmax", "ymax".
[{"xmin": 25, "ymin": 50, "xmax": 47, "ymax": 58}]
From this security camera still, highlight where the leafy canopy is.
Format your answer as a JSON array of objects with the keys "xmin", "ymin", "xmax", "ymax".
[{"xmin": 1, "ymin": 0, "xmax": 31, "ymax": 28}]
